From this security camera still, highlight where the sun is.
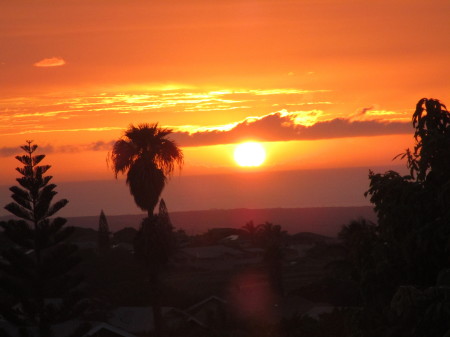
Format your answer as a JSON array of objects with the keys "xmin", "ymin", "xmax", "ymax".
[{"xmin": 234, "ymin": 142, "xmax": 266, "ymax": 167}]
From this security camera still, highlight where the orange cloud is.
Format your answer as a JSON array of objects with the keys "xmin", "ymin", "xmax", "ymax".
[
  {"xmin": 170, "ymin": 112, "xmax": 412, "ymax": 147},
  {"xmin": 34, "ymin": 57, "xmax": 66, "ymax": 67}
]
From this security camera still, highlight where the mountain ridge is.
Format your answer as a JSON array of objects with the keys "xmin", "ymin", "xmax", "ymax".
[{"xmin": 0, "ymin": 206, "xmax": 376, "ymax": 237}]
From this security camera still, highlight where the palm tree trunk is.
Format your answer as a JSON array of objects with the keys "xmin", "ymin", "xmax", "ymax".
[
  {"xmin": 150, "ymin": 272, "xmax": 164, "ymax": 337},
  {"xmin": 147, "ymin": 209, "xmax": 164, "ymax": 337}
]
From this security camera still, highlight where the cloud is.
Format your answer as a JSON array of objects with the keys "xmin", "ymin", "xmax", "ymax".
[
  {"xmin": 0, "ymin": 141, "xmax": 114, "ymax": 157},
  {"xmin": 170, "ymin": 111, "xmax": 413, "ymax": 147},
  {"xmin": 0, "ymin": 144, "xmax": 55, "ymax": 157},
  {"xmin": 0, "ymin": 114, "xmax": 412, "ymax": 157},
  {"xmin": 0, "ymin": 146, "xmax": 22, "ymax": 157},
  {"xmin": 33, "ymin": 57, "xmax": 66, "ymax": 67},
  {"xmin": 353, "ymin": 106, "xmax": 374, "ymax": 118}
]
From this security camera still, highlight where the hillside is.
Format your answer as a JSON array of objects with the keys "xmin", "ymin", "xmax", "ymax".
[{"xmin": 49, "ymin": 206, "xmax": 376, "ymax": 237}]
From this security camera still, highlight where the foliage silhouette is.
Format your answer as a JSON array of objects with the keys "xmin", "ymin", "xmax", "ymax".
[
  {"xmin": 0, "ymin": 141, "xmax": 86, "ymax": 337},
  {"xmin": 110, "ymin": 123, "xmax": 183, "ymax": 216},
  {"xmin": 110, "ymin": 123, "xmax": 183, "ymax": 336},
  {"xmin": 241, "ymin": 220, "xmax": 259, "ymax": 237},
  {"xmin": 333, "ymin": 98, "xmax": 450, "ymax": 337},
  {"xmin": 133, "ymin": 199, "xmax": 175, "ymax": 274},
  {"xmin": 241, "ymin": 221, "xmax": 286, "ymax": 295},
  {"xmin": 97, "ymin": 210, "xmax": 111, "ymax": 253},
  {"xmin": 365, "ymin": 98, "xmax": 450, "ymax": 288}
]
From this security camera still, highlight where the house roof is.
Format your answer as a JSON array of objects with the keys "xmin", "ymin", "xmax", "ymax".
[
  {"xmin": 109, "ymin": 306, "xmax": 155, "ymax": 333},
  {"xmin": 303, "ymin": 304, "xmax": 335, "ymax": 319},
  {"xmin": 0, "ymin": 319, "xmax": 88, "ymax": 337},
  {"xmin": 186, "ymin": 295, "xmax": 227, "ymax": 314},
  {"xmin": 82, "ymin": 322, "xmax": 138, "ymax": 337},
  {"xmin": 181, "ymin": 245, "xmax": 243, "ymax": 259},
  {"xmin": 108, "ymin": 306, "xmax": 186, "ymax": 334}
]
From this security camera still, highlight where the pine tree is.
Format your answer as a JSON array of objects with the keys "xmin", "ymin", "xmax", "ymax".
[
  {"xmin": 0, "ymin": 141, "xmax": 86, "ymax": 337},
  {"xmin": 97, "ymin": 210, "xmax": 111, "ymax": 253}
]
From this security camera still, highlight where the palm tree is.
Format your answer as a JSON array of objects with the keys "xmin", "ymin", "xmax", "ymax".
[
  {"xmin": 241, "ymin": 220, "xmax": 259, "ymax": 236},
  {"xmin": 241, "ymin": 220, "xmax": 260, "ymax": 245},
  {"xmin": 110, "ymin": 123, "xmax": 183, "ymax": 337},
  {"xmin": 110, "ymin": 123, "xmax": 183, "ymax": 217},
  {"xmin": 258, "ymin": 222, "xmax": 286, "ymax": 296}
]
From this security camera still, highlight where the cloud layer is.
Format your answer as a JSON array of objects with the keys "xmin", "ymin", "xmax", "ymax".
[
  {"xmin": 0, "ymin": 112, "xmax": 413, "ymax": 157},
  {"xmin": 171, "ymin": 112, "xmax": 412, "ymax": 147}
]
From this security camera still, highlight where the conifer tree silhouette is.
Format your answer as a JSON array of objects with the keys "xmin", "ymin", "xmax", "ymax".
[
  {"xmin": 0, "ymin": 141, "xmax": 86, "ymax": 337},
  {"xmin": 97, "ymin": 210, "xmax": 111, "ymax": 252}
]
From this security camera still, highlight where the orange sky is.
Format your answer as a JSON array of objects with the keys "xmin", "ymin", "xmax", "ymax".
[{"xmin": 1, "ymin": 0, "xmax": 449, "ymax": 216}]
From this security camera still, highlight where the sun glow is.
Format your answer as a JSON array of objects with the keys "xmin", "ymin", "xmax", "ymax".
[{"xmin": 234, "ymin": 142, "xmax": 266, "ymax": 167}]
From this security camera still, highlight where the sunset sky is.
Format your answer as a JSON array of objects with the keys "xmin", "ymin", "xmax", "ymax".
[{"xmin": 1, "ymin": 0, "xmax": 449, "ymax": 217}]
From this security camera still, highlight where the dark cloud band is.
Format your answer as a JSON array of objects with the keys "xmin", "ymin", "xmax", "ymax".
[
  {"xmin": 0, "ymin": 113, "xmax": 411, "ymax": 157},
  {"xmin": 171, "ymin": 112, "xmax": 411, "ymax": 147}
]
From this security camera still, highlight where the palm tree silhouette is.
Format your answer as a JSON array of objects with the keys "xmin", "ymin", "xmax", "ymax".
[
  {"xmin": 258, "ymin": 222, "xmax": 285, "ymax": 295},
  {"xmin": 110, "ymin": 123, "xmax": 183, "ymax": 336},
  {"xmin": 241, "ymin": 220, "xmax": 260, "ymax": 240},
  {"xmin": 110, "ymin": 123, "xmax": 183, "ymax": 217}
]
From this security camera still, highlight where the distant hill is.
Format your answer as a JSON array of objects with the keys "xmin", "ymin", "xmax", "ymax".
[{"xmin": 10, "ymin": 206, "xmax": 374, "ymax": 237}]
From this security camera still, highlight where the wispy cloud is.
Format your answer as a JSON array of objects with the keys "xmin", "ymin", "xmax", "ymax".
[
  {"xmin": 33, "ymin": 57, "xmax": 66, "ymax": 67},
  {"xmin": 0, "ymin": 87, "xmax": 412, "ymax": 144},
  {"xmin": 1, "ymin": 127, "xmax": 123, "ymax": 137},
  {"xmin": 350, "ymin": 106, "xmax": 375, "ymax": 121},
  {"xmin": 0, "ymin": 87, "xmax": 333, "ymax": 136},
  {"xmin": 0, "ymin": 141, "xmax": 114, "ymax": 157}
]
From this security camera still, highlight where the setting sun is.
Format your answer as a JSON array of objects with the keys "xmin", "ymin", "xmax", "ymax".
[{"xmin": 234, "ymin": 142, "xmax": 266, "ymax": 167}]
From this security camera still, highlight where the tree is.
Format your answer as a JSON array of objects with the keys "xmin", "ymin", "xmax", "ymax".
[
  {"xmin": 257, "ymin": 222, "xmax": 286, "ymax": 296},
  {"xmin": 366, "ymin": 98, "xmax": 450, "ymax": 288},
  {"xmin": 109, "ymin": 123, "xmax": 183, "ymax": 217},
  {"xmin": 97, "ymin": 210, "xmax": 111, "ymax": 253},
  {"xmin": 134, "ymin": 199, "xmax": 175, "ymax": 274},
  {"xmin": 110, "ymin": 123, "xmax": 183, "ymax": 336},
  {"xmin": 241, "ymin": 220, "xmax": 259, "ymax": 237},
  {"xmin": 335, "ymin": 218, "xmax": 396, "ymax": 317},
  {"xmin": 241, "ymin": 220, "xmax": 260, "ymax": 245},
  {"xmin": 0, "ymin": 141, "xmax": 86, "ymax": 337},
  {"xmin": 133, "ymin": 199, "xmax": 176, "ymax": 333},
  {"xmin": 344, "ymin": 98, "xmax": 450, "ymax": 336}
]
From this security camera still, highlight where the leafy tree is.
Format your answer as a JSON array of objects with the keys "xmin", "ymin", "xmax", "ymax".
[
  {"xmin": 366, "ymin": 98, "xmax": 450, "ymax": 288},
  {"xmin": 333, "ymin": 98, "xmax": 450, "ymax": 336},
  {"xmin": 110, "ymin": 123, "xmax": 183, "ymax": 336},
  {"xmin": 0, "ymin": 141, "xmax": 86, "ymax": 337},
  {"xmin": 97, "ymin": 210, "xmax": 111, "ymax": 253},
  {"xmin": 337, "ymin": 219, "xmax": 386, "ymax": 307}
]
